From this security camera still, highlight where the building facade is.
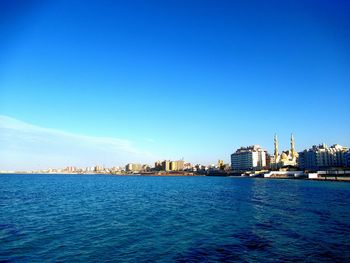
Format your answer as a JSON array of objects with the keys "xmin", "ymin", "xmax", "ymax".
[
  {"xmin": 270, "ymin": 134, "xmax": 298, "ymax": 169},
  {"xmin": 125, "ymin": 163, "xmax": 142, "ymax": 172},
  {"xmin": 231, "ymin": 145, "xmax": 266, "ymax": 171},
  {"xmin": 344, "ymin": 150, "xmax": 350, "ymax": 167},
  {"xmin": 298, "ymin": 143, "xmax": 348, "ymax": 170}
]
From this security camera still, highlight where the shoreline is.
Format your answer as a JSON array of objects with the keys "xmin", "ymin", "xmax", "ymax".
[{"xmin": 1, "ymin": 172, "xmax": 350, "ymax": 182}]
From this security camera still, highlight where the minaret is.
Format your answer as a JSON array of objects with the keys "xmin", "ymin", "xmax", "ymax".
[
  {"xmin": 274, "ymin": 134, "xmax": 279, "ymax": 162},
  {"xmin": 290, "ymin": 133, "xmax": 296, "ymax": 159}
]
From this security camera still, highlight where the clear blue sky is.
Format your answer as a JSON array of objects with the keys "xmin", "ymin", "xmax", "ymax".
[{"xmin": 1, "ymin": 0, "xmax": 350, "ymax": 169}]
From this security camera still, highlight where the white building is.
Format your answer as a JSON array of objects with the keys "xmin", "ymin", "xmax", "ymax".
[
  {"xmin": 231, "ymin": 145, "xmax": 266, "ymax": 171},
  {"xmin": 299, "ymin": 143, "xmax": 348, "ymax": 170}
]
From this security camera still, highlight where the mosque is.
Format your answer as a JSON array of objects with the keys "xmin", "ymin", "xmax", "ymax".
[{"xmin": 271, "ymin": 134, "xmax": 298, "ymax": 169}]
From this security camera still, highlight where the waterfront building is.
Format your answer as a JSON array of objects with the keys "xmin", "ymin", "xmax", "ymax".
[
  {"xmin": 265, "ymin": 151, "xmax": 271, "ymax": 167},
  {"xmin": 231, "ymin": 145, "xmax": 266, "ymax": 171},
  {"xmin": 170, "ymin": 161, "xmax": 177, "ymax": 171},
  {"xmin": 66, "ymin": 166, "xmax": 77, "ymax": 173},
  {"xmin": 142, "ymin": 164, "xmax": 150, "ymax": 172},
  {"xmin": 126, "ymin": 163, "xmax": 142, "ymax": 172},
  {"xmin": 154, "ymin": 161, "xmax": 163, "ymax": 171},
  {"xmin": 175, "ymin": 160, "xmax": 184, "ymax": 171},
  {"xmin": 184, "ymin": 162, "xmax": 193, "ymax": 171},
  {"xmin": 299, "ymin": 143, "xmax": 349, "ymax": 170},
  {"xmin": 94, "ymin": 165, "xmax": 104, "ymax": 172},
  {"xmin": 194, "ymin": 164, "xmax": 207, "ymax": 174},
  {"xmin": 344, "ymin": 150, "xmax": 350, "ymax": 167},
  {"xmin": 161, "ymin": 160, "xmax": 171, "ymax": 171},
  {"xmin": 217, "ymin": 160, "xmax": 225, "ymax": 170},
  {"xmin": 270, "ymin": 134, "xmax": 298, "ymax": 169},
  {"xmin": 160, "ymin": 160, "xmax": 184, "ymax": 171},
  {"xmin": 170, "ymin": 160, "xmax": 184, "ymax": 171}
]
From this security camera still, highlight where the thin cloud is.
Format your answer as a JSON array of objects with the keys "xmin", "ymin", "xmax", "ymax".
[{"xmin": 0, "ymin": 115, "xmax": 156, "ymax": 170}]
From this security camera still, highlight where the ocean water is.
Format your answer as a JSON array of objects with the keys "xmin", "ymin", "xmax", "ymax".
[{"xmin": 0, "ymin": 174, "xmax": 350, "ymax": 262}]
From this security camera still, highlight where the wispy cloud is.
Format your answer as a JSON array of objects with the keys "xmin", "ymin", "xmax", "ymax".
[{"xmin": 0, "ymin": 115, "xmax": 156, "ymax": 170}]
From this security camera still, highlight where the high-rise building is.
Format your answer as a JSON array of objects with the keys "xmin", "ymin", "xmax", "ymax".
[
  {"xmin": 175, "ymin": 160, "xmax": 184, "ymax": 171},
  {"xmin": 160, "ymin": 160, "xmax": 184, "ymax": 171},
  {"xmin": 231, "ymin": 145, "xmax": 266, "ymax": 171},
  {"xmin": 298, "ymin": 144, "xmax": 348, "ymax": 170}
]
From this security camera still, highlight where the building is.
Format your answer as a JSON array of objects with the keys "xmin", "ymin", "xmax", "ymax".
[
  {"xmin": 170, "ymin": 160, "xmax": 184, "ymax": 171},
  {"xmin": 344, "ymin": 150, "xmax": 350, "ymax": 167},
  {"xmin": 154, "ymin": 161, "xmax": 163, "ymax": 171},
  {"xmin": 231, "ymin": 145, "xmax": 266, "ymax": 171},
  {"xmin": 161, "ymin": 160, "xmax": 171, "ymax": 171},
  {"xmin": 299, "ymin": 143, "xmax": 349, "ymax": 170},
  {"xmin": 217, "ymin": 160, "xmax": 225, "ymax": 170},
  {"xmin": 270, "ymin": 134, "xmax": 298, "ymax": 169},
  {"xmin": 172, "ymin": 160, "xmax": 184, "ymax": 171},
  {"xmin": 125, "ymin": 163, "xmax": 142, "ymax": 172},
  {"xmin": 94, "ymin": 165, "xmax": 104, "ymax": 173},
  {"xmin": 160, "ymin": 160, "xmax": 184, "ymax": 171},
  {"xmin": 184, "ymin": 162, "xmax": 193, "ymax": 171}
]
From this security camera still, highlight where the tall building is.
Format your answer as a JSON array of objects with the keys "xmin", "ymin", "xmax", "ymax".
[
  {"xmin": 175, "ymin": 160, "xmax": 184, "ymax": 171},
  {"xmin": 170, "ymin": 160, "xmax": 184, "ymax": 171},
  {"xmin": 231, "ymin": 145, "xmax": 266, "ymax": 171},
  {"xmin": 94, "ymin": 165, "xmax": 104, "ymax": 172},
  {"xmin": 162, "ymin": 160, "xmax": 171, "ymax": 171},
  {"xmin": 161, "ymin": 160, "xmax": 184, "ymax": 171},
  {"xmin": 299, "ymin": 144, "xmax": 349, "ymax": 170}
]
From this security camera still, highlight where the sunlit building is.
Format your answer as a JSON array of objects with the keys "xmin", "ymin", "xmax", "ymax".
[
  {"xmin": 299, "ymin": 143, "xmax": 349, "ymax": 170},
  {"xmin": 231, "ymin": 145, "xmax": 266, "ymax": 171},
  {"xmin": 270, "ymin": 134, "xmax": 298, "ymax": 169},
  {"xmin": 126, "ymin": 163, "xmax": 142, "ymax": 172}
]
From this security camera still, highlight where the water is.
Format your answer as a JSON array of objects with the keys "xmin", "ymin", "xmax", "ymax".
[{"xmin": 1, "ymin": 174, "xmax": 350, "ymax": 262}]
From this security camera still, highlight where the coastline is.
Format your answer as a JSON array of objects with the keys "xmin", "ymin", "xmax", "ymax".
[{"xmin": 1, "ymin": 172, "xmax": 349, "ymax": 182}]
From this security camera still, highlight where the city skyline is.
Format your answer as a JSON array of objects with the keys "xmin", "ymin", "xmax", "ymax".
[
  {"xmin": 1, "ymin": 1, "xmax": 350, "ymax": 170},
  {"xmin": 1, "ymin": 114, "xmax": 348, "ymax": 171}
]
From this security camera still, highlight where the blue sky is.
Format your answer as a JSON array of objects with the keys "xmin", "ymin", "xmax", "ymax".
[{"xmin": 1, "ymin": 0, "xmax": 350, "ymax": 170}]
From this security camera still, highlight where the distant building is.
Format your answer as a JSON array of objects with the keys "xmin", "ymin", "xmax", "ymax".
[
  {"xmin": 217, "ymin": 160, "xmax": 225, "ymax": 170},
  {"xmin": 160, "ymin": 160, "xmax": 184, "ymax": 171},
  {"xmin": 184, "ymin": 162, "xmax": 193, "ymax": 171},
  {"xmin": 171, "ymin": 160, "xmax": 184, "ymax": 171},
  {"xmin": 66, "ymin": 166, "xmax": 77, "ymax": 173},
  {"xmin": 94, "ymin": 165, "xmax": 104, "ymax": 172},
  {"xmin": 298, "ymin": 143, "xmax": 349, "ymax": 170},
  {"xmin": 231, "ymin": 145, "xmax": 266, "ymax": 171},
  {"xmin": 344, "ymin": 150, "xmax": 350, "ymax": 167},
  {"xmin": 270, "ymin": 134, "xmax": 298, "ymax": 169},
  {"xmin": 154, "ymin": 161, "xmax": 163, "ymax": 171},
  {"xmin": 126, "ymin": 163, "xmax": 142, "ymax": 172},
  {"xmin": 265, "ymin": 151, "xmax": 271, "ymax": 167},
  {"xmin": 142, "ymin": 164, "xmax": 150, "ymax": 172},
  {"xmin": 162, "ymin": 160, "xmax": 171, "ymax": 171}
]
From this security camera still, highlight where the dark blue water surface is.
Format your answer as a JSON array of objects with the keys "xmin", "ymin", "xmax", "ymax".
[{"xmin": 1, "ymin": 174, "xmax": 350, "ymax": 262}]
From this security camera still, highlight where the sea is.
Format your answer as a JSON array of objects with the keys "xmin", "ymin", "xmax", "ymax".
[{"xmin": 0, "ymin": 174, "xmax": 350, "ymax": 262}]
